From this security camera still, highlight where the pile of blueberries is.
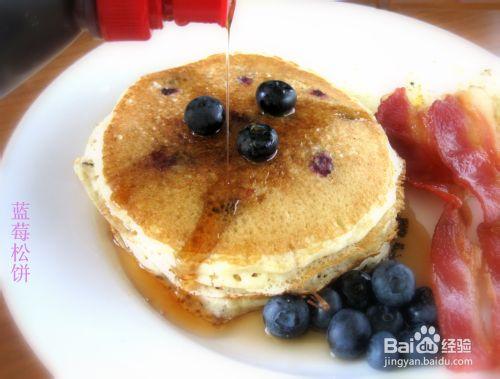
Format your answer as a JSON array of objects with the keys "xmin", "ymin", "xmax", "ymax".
[
  {"xmin": 183, "ymin": 80, "xmax": 297, "ymax": 163},
  {"xmin": 262, "ymin": 260, "xmax": 438, "ymax": 370}
]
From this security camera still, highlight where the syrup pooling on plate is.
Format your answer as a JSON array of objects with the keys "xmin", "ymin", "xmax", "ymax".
[
  {"xmin": 115, "ymin": 237, "xmax": 334, "ymax": 361},
  {"xmin": 115, "ymin": 242, "xmax": 219, "ymax": 335},
  {"xmin": 114, "ymin": 210, "xmax": 433, "ymax": 342},
  {"xmin": 394, "ymin": 207, "xmax": 432, "ymax": 287}
]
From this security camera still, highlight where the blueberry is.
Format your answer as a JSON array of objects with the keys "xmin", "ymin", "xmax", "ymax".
[
  {"xmin": 404, "ymin": 287, "xmax": 437, "ymax": 326},
  {"xmin": 336, "ymin": 270, "xmax": 373, "ymax": 310},
  {"xmin": 184, "ymin": 96, "xmax": 225, "ymax": 136},
  {"xmin": 237, "ymin": 123, "xmax": 279, "ymax": 163},
  {"xmin": 366, "ymin": 304, "xmax": 404, "ymax": 335},
  {"xmin": 256, "ymin": 80, "xmax": 297, "ymax": 117},
  {"xmin": 372, "ymin": 261, "xmax": 415, "ymax": 307},
  {"xmin": 310, "ymin": 288, "xmax": 342, "ymax": 331},
  {"xmin": 310, "ymin": 151, "xmax": 333, "ymax": 177},
  {"xmin": 161, "ymin": 87, "xmax": 178, "ymax": 96},
  {"xmin": 327, "ymin": 309, "xmax": 372, "ymax": 359},
  {"xmin": 263, "ymin": 295, "xmax": 310, "ymax": 339},
  {"xmin": 367, "ymin": 331, "xmax": 400, "ymax": 370}
]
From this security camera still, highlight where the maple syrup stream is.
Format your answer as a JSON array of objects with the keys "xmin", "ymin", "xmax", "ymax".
[
  {"xmin": 225, "ymin": 21, "xmax": 231, "ymax": 176},
  {"xmin": 172, "ymin": 14, "xmax": 237, "ymax": 288}
]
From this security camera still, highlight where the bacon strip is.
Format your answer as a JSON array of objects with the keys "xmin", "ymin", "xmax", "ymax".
[
  {"xmin": 408, "ymin": 180, "xmax": 462, "ymax": 207},
  {"xmin": 377, "ymin": 87, "xmax": 500, "ymax": 370},
  {"xmin": 375, "ymin": 88, "xmax": 459, "ymax": 205},
  {"xmin": 477, "ymin": 221, "xmax": 500, "ymax": 362},
  {"xmin": 427, "ymin": 95, "xmax": 500, "ymax": 367},
  {"xmin": 431, "ymin": 205, "xmax": 493, "ymax": 370},
  {"xmin": 427, "ymin": 95, "xmax": 500, "ymax": 224}
]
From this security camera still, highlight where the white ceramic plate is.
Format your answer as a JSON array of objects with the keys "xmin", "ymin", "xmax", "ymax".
[{"xmin": 1, "ymin": 1, "xmax": 498, "ymax": 378}]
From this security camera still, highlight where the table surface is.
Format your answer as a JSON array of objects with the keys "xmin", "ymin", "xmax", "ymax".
[{"xmin": 1, "ymin": 3, "xmax": 499, "ymax": 378}]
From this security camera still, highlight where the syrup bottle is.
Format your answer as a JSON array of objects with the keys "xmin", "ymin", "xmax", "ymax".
[{"xmin": 0, "ymin": 0, "xmax": 234, "ymax": 97}]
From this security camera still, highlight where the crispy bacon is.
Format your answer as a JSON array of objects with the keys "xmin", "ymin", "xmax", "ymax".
[
  {"xmin": 431, "ymin": 205, "xmax": 493, "ymax": 370},
  {"xmin": 458, "ymin": 89, "xmax": 500, "ymax": 170},
  {"xmin": 408, "ymin": 180, "xmax": 462, "ymax": 207},
  {"xmin": 375, "ymin": 88, "xmax": 459, "ymax": 204},
  {"xmin": 427, "ymin": 94, "xmax": 500, "ymax": 224},
  {"xmin": 477, "ymin": 221, "xmax": 500, "ymax": 361},
  {"xmin": 378, "ymin": 87, "xmax": 500, "ymax": 370},
  {"xmin": 426, "ymin": 90, "xmax": 500, "ymax": 369}
]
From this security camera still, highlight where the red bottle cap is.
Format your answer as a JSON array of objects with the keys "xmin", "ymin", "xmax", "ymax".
[
  {"xmin": 149, "ymin": 0, "xmax": 164, "ymax": 29},
  {"xmin": 167, "ymin": 0, "xmax": 233, "ymax": 27},
  {"xmin": 97, "ymin": 0, "xmax": 234, "ymax": 41}
]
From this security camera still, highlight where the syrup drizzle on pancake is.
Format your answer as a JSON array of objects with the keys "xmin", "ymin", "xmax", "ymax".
[
  {"xmin": 225, "ymin": 18, "xmax": 231, "ymax": 176},
  {"xmin": 104, "ymin": 53, "xmax": 380, "ymax": 293},
  {"xmin": 176, "ymin": 5, "xmax": 238, "ymax": 286},
  {"xmin": 174, "ymin": 102, "xmax": 371, "ymax": 288},
  {"xmin": 174, "ymin": 111, "xmax": 273, "ymax": 285},
  {"xmin": 171, "ymin": 19, "xmax": 375, "ymax": 286}
]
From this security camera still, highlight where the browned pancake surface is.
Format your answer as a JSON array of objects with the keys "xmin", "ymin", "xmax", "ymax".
[{"xmin": 102, "ymin": 54, "xmax": 395, "ymax": 269}]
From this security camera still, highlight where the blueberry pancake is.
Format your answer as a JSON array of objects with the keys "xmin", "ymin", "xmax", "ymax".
[{"xmin": 74, "ymin": 54, "xmax": 404, "ymax": 322}]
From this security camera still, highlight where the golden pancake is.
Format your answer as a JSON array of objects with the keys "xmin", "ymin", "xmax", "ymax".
[{"xmin": 75, "ymin": 54, "xmax": 404, "ymax": 321}]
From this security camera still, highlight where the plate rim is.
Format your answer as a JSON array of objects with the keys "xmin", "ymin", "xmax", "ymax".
[{"xmin": 0, "ymin": 1, "xmax": 498, "ymax": 377}]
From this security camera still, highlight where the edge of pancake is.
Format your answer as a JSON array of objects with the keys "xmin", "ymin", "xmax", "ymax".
[
  {"xmin": 77, "ymin": 134, "xmax": 398, "ymax": 321},
  {"xmin": 74, "ymin": 113, "xmax": 402, "ymax": 297},
  {"xmin": 75, "ymin": 116, "xmax": 403, "ymax": 320}
]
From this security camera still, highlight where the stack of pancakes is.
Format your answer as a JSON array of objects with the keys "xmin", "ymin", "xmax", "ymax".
[{"xmin": 75, "ymin": 54, "xmax": 404, "ymax": 322}]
